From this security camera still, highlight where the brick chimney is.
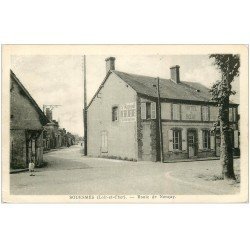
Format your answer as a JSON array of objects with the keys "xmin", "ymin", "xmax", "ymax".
[
  {"xmin": 170, "ymin": 65, "xmax": 180, "ymax": 83},
  {"xmin": 45, "ymin": 108, "xmax": 52, "ymax": 121},
  {"xmin": 105, "ymin": 57, "xmax": 115, "ymax": 74}
]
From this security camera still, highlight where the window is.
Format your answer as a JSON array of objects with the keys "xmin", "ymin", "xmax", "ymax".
[
  {"xmin": 202, "ymin": 130, "xmax": 210, "ymax": 149},
  {"xmin": 141, "ymin": 102, "xmax": 156, "ymax": 120},
  {"xmin": 112, "ymin": 106, "xmax": 118, "ymax": 122},
  {"xmin": 146, "ymin": 102, "xmax": 151, "ymax": 119},
  {"xmin": 202, "ymin": 106, "xmax": 209, "ymax": 121},
  {"xmin": 173, "ymin": 104, "xmax": 180, "ymax": 120},
  {"xmin": 173, "ymin": 130, "xmax": 182, "ymax": 150}
]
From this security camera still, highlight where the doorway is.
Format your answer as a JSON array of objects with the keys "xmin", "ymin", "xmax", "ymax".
[{"xmin": 187, "ymin": 130, "xmax": 197, "ymax": 158}]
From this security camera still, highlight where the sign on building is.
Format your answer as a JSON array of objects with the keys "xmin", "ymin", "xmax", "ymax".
[
  {"xmin": 181, "ymin": 104, "xmax": 201, "ymax": 121},
  {"xmin": 120, "ymin": 102, "xmax": 136, "ymax": 122}
]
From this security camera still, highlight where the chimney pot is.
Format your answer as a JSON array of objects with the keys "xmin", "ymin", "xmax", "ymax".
[
  {"xmin": 105, "ymin": 57, "xmax": 115, "ymax": 74},
  {"xmin": 170, "ymin": 65, "xmax": 180, "ymax": 83},
  {"xmin": 45, "ymin": 108, "xmax": 52, "ymax": 121}
]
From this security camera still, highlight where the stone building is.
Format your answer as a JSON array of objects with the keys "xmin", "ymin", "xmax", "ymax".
[
  {"xmin": 43, "ymin": 107, "xmax": 75, "ymax": 150},
  {"xmin": 66, "ymin": 132, "xmax": 75, "ymax": 147},
  {"xmin": 10, "ymin": 70, "xmax": 49, "ymax": 169},
  {"xmin": 43, "ymin": 108, "xmax": 61, "ymax": 150},
  {"xmin": 43, "ymin": 121, "xmax": 58, "ymax": 150},
  {"xmin": 86, "ymin": 57, "xmax": 239, "ymax": 162}
]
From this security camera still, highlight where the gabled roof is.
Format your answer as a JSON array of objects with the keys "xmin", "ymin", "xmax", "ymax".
[
  {"xmin": 113, "ymin": 70, "xmax": 213, "ymax": 102},
  {"xmin": 10, "ymin": 70, "xmax": 50, "ymax": 126},
  {"xmin": 87, "ymin": 70, "xmax": 237, "ymax": 109},
  {"xmin": 114, "ymin": 71, "xmax": 238, "ymax": 105}
]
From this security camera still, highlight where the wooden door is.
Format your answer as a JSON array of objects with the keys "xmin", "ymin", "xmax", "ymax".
[{"xmin": 188, "ymin": 131, "xmax": 197, "ymax": 158}]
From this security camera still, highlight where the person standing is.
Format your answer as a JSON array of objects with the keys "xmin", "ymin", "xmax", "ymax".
[{"xmin": 29, "ymin": 158, "xmax": 35, "ymax": 176}]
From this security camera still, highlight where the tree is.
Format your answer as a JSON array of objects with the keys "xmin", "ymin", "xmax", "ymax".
[{"xmin": 209, "ymin": 54, "xmax": 240, "ymax": 180}]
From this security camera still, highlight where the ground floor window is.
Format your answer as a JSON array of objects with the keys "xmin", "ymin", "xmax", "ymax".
[
  {"xmin": 202, "ymin": 130, "xmax": 210, "ymax": 149},
  {"xmin": 173, "ymin": 130, "xmax": 182, "ymax": 150}
]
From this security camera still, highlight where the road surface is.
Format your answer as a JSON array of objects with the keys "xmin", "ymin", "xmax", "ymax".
[{"xmin": 10, "ymin": 145, "xmax": 239, "ymax": 195}]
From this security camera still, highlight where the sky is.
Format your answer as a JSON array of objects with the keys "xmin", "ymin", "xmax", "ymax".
[{"xmin": 11, "ymin": 55, "xmax": 240, "ymax": 136}]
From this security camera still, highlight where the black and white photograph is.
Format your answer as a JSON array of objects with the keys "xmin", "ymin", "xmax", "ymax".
[{"xmin": 1, "ymin": 45, "xmax": 248, "ymax": 203}]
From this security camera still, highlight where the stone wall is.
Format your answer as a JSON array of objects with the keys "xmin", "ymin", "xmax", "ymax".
[
  {"xmin": 10, "ymin": 130, "xmax": 26, "ymax": 169},
  {"xmin": 138, "ymin": 96, "xmax": 160, "ymax": 162},
  {"xmin": 136, "ymin": 96, "xmax": 143, "ymax": 160}
]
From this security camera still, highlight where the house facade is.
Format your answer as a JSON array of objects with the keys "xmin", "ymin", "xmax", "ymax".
[
  {"xmin": 10, "ymin": 70, "xmax": 49, "ymax": 169},
  {"xmin": 87, "ymin": 57, "xmax": 239, "ymax": 162},
  {"xmin": 43, "ymin": 108, "xmax": 60, "ymax": 150}
]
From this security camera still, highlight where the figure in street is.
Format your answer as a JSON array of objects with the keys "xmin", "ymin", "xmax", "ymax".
[{"xmin": 29, "ymin": 158, "xmax": 35, "ymax": 176}]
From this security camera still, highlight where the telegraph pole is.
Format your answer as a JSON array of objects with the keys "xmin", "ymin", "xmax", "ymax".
[
  {"xmin": 83, "ymin": 55, "xmax": 88, "ymax": 156},
  {"xmin": 156, "ymin": 77, "xmax": 164, "ymax": 162},
  {"xmin": 43, "ymin": 104, "xmax": 62, "ymax": 119}
]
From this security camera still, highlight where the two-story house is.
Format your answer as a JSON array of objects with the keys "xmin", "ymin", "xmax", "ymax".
[{"xmin": 86, "ymin": 57, "xmax": 239, "ymax": 162}]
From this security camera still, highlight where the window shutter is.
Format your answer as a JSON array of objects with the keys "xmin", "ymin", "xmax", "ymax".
[
  {"xmin": 168, "ymin": 129, "xmax": 173, "ymax": 151},
  {"xmin": 151, "ymin": 102, "xmax": 156, "ymax": 119},
  {"xmin": 233, "ymin": 108, "xmax": 237, "ymax": 122},
  {"xmin": 234, "ymin": 130, "xmax": 239, "ymax": 148},
  {"xmin": 198, "ymin": 130, "xmax": 203, "ymax": 149},
  {"xmin": 141, "ymin": 103, "xmax": 146, "ymax": 119},
  {"xmin": 182, "ymin": 129, "xmax": 187, "ymax": 151},
  {"xmin": 210, "ymin": 134, "xmax": 215, "ymax": 150}
]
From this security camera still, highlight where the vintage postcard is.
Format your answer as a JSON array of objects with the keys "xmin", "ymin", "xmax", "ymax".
[{"xmin": 1, "ymin": 45, "xmax": 248, "ymax": 203}]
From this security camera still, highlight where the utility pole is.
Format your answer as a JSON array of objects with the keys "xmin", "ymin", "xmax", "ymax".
[
  {"xmin": 156, "ymin": 77, "xmax": 164, "ymax": 162},
  {"xmin": 43, "ymin": 104, "xmax": 62, "ymax": 113},
  {"xmin": 83, "ymin": 55, "xmax": 88, "ymax": 156}
]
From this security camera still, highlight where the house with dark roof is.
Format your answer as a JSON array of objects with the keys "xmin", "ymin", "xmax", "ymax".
[
  {"xmin": 10, "ymin": 70, "xmax": 49, "ymax": 169},
  {"xmin": 86, "ymin": 57, "xmax": 239, "ymax": 162}
]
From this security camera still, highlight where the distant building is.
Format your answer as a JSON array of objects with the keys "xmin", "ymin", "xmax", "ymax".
[
  {"xmin": 43, "ymin": 107, "xmax": 76, "ymax": 150},
  {"xmin": 60, "ymin": 128, "xmax": 68, "ymax": 147},
  {"xmin": 10, "ymin": 70, "xmax": 49, "ymax": 169},
  {"xmin": 43, "ymin": 108, "xmax": 60, "ymax": 150},
  {"xmin": 86, "ymin": 57, "xmax": 239, "ymax": 162},
  {"xmin": 66, "ymin": 132, "xmax": 75, "ymax": 147}
]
